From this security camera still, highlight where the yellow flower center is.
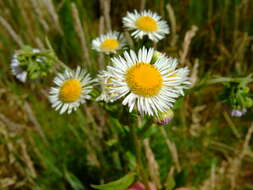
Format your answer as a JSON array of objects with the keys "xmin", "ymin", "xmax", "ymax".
[
  {"xmin": 59, "ymin": 79, "xmax": 82, "ymax": 103},
  {"xmin": 135, "ymin": 16, "xmax": 158, "ymax": 32},
  {"xmin": 100, "ymin": 39, "xmax": 119, "ymax": 51},
  {"xmin": 126, "ymin": 63, "xmax": 163, "ymax": 97}
]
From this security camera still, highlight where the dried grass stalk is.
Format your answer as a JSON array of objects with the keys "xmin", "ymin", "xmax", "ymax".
[
  {"xmin": 143, "ymin": 138, "xmax": 161, "ymax": 189},
  {"xmin": 23, "ymin": 102, "xmax": 48, "ymax": 144},
  {"xmin": 71, "ymin": 3, "xmax": 91, "ymax": 66},
  {"xmin": 98, "ymin": 16, "xmax": 105, "ymax": 69},
  {"xmin": 42, "ymin": 0, "xmax": 63, "ymax": 35},
  {"xmin": 100, "ymin": 0, "xmax": 112, "ymax": 32},
  {"xmin": 0, "ymin": 16, "xmax": 24, "ymax": 47},
  {"xmin": 166, "ymin": 4, "xmax": 177, "ymax": 47},
  {"xmin": 160, "ymin": 127, "xmax": 181, "ymax": 172},
  {"xmin": 30, "ymin": 0, "xmax": 49, "ymax": 32},
  {"xmin": 140, "ymin": 0, "xmax": 146, "ymax": 11},
  {"xmin": 180, "ymin": 25, "xmax": 198, "ymax": 66},
  {"xmin": 0, "ymin": 113, "xmax": 23, "ymax": 133},
  {"xmin": 227, "ymin": 123, "xmax": 253, "ymax": 189}
]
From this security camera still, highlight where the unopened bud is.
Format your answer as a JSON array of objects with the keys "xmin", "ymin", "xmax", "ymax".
[{"xmin": 155, "ymin": 109, "xmax": 174, "ymax": 125}]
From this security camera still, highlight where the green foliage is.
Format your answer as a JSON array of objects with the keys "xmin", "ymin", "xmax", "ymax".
[
  {"xmin": 15, "ymin": 45, "xmax": 56, "ymax": 80},
  {"xmin": 219, "ymin": 76, "xmax": 253, "ymax": 109},
  {"xmin": 91, "ymin": 173, "xmax": 135, "ymax": 190},
  {"xmin": 165, "ymin": 176, "xmax": 176, "ymax": 190}
]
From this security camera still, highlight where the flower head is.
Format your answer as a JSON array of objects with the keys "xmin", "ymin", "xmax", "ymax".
[
  {"xmin": 231, "ymin": 108, "xmax": 247, "ymax": 117},
  {"xmin": 92, "ymin": 31, "xmax": 126, "ymax": 54},
  {"xmin": 155, "ymin": 108, "xmax": 174, "ymax": 125},
  {"xmin": 11, "ymin": 47, "xmax": 55, "ymax": 82},
  {"xmin": 10, "ymin": 49, "xmax": 41, "ymax": 82},
  {"xmin": 96, "ymin": 70, "xmax": 120, "ymax": 103},
  {"xmin": 102, "ymin": 47, "xmax": 190, "ymax": 116},
  {"xmin": 11, "ymin": 53, "xmax": 27, "ymax": 82},
  {"xmin": 49, "ymin": 67, "xmax": 94, "ymax": 114},
  {"xmin": 123, "ymin": 10, "xmax": 169, "ymax": 42}
]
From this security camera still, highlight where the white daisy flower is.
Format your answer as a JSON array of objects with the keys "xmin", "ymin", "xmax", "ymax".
[
  {"xmin": 152, "ymin": 50, "xmax": 191, "ymax": 96},
  {"xmin": 11, "ymin": 53, "xmax": 27, "ymax": 83},
  {"xmin": 49, "ymin": 67, "xmax": 94, "ymax": 114},
  {"xmin": 10, "ymin": 49, "xmax": 41, "ymax": 83},
  {"xmin": 96, "ymin": 70, "xmax": 123, "ymax": 103},
  {"xmin": 123, "ymin": 10, "xmax": 169, "ymax": 42},
  {"xmin": 92, "ymin": 31, "xmax": 126, "ymax": 54},
  {"xmin": 104, "ymin": 47, "xmax": 190, "ymax": 116},
  {"xmin": 231, "ymin": 108, "xmax": 247, "ymax": 117},
  {"xmin": 162, "ymin": 58, "xmax": 191, "ymax": 96}
]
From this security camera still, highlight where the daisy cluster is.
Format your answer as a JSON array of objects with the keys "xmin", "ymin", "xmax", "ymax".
[{"xmin": 11, "ymin": 10, "xmax": 191, "ymax": 124}]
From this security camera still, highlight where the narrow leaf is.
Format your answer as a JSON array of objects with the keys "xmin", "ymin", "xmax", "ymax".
[{"xmin": 91, "ymin": 173, "xmax": 135, "ymax": 190}]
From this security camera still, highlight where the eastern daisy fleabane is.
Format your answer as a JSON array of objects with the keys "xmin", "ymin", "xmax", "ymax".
[
  {"xmin": 103, "ymin": 47, "xmax": 190, "ymax": 116},
  {"xmin": 92, "ymin": 31, "xmax": 126, "ymax": 54},
  {"xmin": 152, "ymin": 50, "xmax": 191, "ymax": 96},
  {"xmin": 231, "ymin": 108, "xmax": 247, "ymax": 117},
  {"xmin": 11, "ymin": 53, "xmax": 27, "ymax": 82},
  {"xmin": 123, "ymin": 10, "xmax": 169, "ymax": 42},
  {"xmin": 164, "ymin": 58, "xmax": 191, "ymax": 96},
  {"xmin": 49, "ymin": 67, "xmax": 95, "ymax": 114},
  {"xmin": 96, "ymin": 70, "xmax": 120, "ymax": 103},
  {"xmin": 10, "ymin": 49, "xmax": 40, "ymax": 82}
]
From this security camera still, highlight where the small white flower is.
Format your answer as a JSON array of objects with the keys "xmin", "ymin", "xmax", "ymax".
[
  {"xmin": 11, "ymin": 53, "xmax": 27, "ymax": 83},
  {"xmin": 102, "ymin": 47, "xmax": 190, "ymax": 116},
  {"xmin": 92, "ymin": 31, "xmax": 126, "ymax": 54},
  {"xmin": 231, "ymin": 108, "xmax": 247, "ymax": 117},
  {"xmin": 123, "ymin": 10, "xmax": 169, "ymax": 42},
  {"xmin": 49, "ymin": 67, "xmax": 94, "ymax": 114}
]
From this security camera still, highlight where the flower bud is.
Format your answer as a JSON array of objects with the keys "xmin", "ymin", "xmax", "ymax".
[
  {"xmin": 10, "ymin": 46, "xmax": 55, "ymax": 82},
  {"xmin": 155, "ymin": 108, "xmax": 174, "ymax": 125}
]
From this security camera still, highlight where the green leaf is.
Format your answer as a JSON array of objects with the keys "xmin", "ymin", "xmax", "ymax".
[
  {"xmin": 65, "ymin": 169, "xmax": 85, "ymax": 190},
  {"xmin": 125, "ymin": 152, "xmax": 136, "ymax": 170},
  {"xmin": 106, "ymin": 138, "xmax": 118, "ymax": 147},
  {"xmin": 165, "ymin": 175, "xmax": 175, "ymax": 190},
  {"xmin": 91, "ymin": 173, "xmax": 135, "ymax": 190}
]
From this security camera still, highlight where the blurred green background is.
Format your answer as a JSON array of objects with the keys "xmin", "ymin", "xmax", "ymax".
[{"xmin": 0, "ymin": 0, "xmax": 253, "ymax": 189}]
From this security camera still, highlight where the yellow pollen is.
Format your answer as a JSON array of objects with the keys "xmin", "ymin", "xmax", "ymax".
[
  {"xmin": 135, "ymin": 16, "xmax": 158, "ymax": 32},
  {"xmin": 100, "ymin": 39, "xmax": 119, "ymax": 51},
  {"xmin": 59, "ymin": 79, "xmax": 82, "ymax": 103},
  {"xmin": 126, "ymin": 63, "xmax": 163, "ymax": 97}
]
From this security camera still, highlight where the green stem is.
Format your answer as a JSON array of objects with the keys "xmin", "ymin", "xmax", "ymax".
[
  {"xmin": 192, "ymin": 75, "xmax": 253, "ymax": 91},
  {"xmin": 53, "ymin": 57, "xmax": 71, "ymax": 71},
  {"xmin": 130, "ymin": 120, "xmax": 151, "ymax": 190},
  {"xmin": 205, "ymin": 76, "xmax": 253, "ymax": 85},
  {"xmin": 18, "ymin": 50, "xmax": 71, "ymax": 71}
]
